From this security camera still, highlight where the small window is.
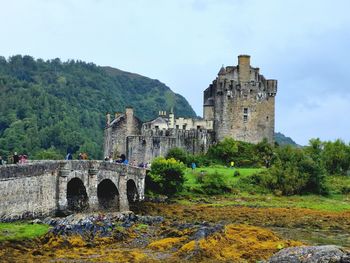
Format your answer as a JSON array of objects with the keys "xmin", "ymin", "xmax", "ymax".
[
  {"xmin": 155, "ymin": 125, "xmax": 159, "ymax": 129},
  {"xmin": 266, "ymin": 116, "xmax": 269, "ymax": 121},
  {"xmin": 243, "ymin": 115, "xmax": 248, "ymax": 122},
  {"xmin": 182, "ymin": 125, "xmax": 186, "ymax": 130},
  {"xmin": 243, "ymin": 108, "xmax": 248, "ymax": 114},
  {"xmin": 176, "ymin": 125, "xmax": 179, "ymax": 129},
  {"xmin": 197, "ymin": 126, "xmax": 201, "ymax": 129}
]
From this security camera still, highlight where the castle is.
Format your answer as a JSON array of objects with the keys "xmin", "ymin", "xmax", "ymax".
[{"xmin": 103, "ymin": 55, "xmax": 277, "ymax": 163}]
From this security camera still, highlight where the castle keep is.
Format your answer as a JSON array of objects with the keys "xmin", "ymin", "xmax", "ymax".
[{"xmin": 104, "ymin": 55, "xmax": 277, "ymax": 163}]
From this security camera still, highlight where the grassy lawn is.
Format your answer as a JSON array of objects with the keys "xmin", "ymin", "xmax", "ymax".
[
  {"xmin": 180, "ymin": 165, "xmax": 350, "ymax": 212},
  {"xmin": 0, "ymin": 223, "xmax": 50, "ymax": 241},
  {"xmin": 183, "ymin": 165, "xmax": 263, "ymax": 188}
]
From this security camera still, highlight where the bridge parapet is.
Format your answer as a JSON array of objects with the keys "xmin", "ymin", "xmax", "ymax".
[{"xmin": 0, "ymin": 161, "xmax": 62, "ymax": 179}]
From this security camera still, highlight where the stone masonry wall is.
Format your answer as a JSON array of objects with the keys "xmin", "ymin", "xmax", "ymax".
[
  {"xmin": 0, "ymin": 162, "xmax": 61, "ymax": 221},
  {"xmin": 126, "ymin": 129, "xmax": 214, "ymax": 163},
  {"xmin": 0, "ymin": 161, "xmax": 147, "ymax": 221}
]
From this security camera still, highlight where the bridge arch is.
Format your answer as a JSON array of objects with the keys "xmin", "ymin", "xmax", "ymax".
[
  {"xmin": 127, "ymin": 179, "xmax": 139, "ymax": 210},
  {"xmin": 97, "ymin": 179, "xmax": 119, "ymax": 211},
  {"xmin": 67, "ymin": 177, "xmax": 89, "ymax": 212}
]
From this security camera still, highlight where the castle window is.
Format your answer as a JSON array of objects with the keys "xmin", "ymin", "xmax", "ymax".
[
  {"xmin": 182, "ymin": 125, "xmax": 186, "ymax": 130},
  {"xmin": 176, "ymin": 125, "xmax": 179, "ymax": 129},
  {"xmin": 243, "ymin": 108, "xmax": 248, "ymax": 122},
  {"xmin": 155, "ymin": 125, "xmax": 159, "ymax": 129}
]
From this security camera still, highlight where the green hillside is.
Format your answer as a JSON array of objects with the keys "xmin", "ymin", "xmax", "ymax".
[
  {"xmin": 274, "ymin": 132, "xmax": 299, "ymax": 146},
  {"xmin": 0, "ymin": 55, "xmax": 196, "ymax": 160}
]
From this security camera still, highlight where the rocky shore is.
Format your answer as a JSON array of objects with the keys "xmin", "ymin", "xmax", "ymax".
[{"xmin": 1, "ymin": 204, "xmax": 349, "ymax": 262}]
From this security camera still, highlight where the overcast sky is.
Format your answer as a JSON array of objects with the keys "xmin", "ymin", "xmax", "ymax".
[{"xmin": 1, "ymin": 0, "xmax": 350, "ymax": 145}]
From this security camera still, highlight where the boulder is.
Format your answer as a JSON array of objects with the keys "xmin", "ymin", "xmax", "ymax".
[{"xmin": 268, "ymin": 245, "xmax": 350, "ymax": 263}]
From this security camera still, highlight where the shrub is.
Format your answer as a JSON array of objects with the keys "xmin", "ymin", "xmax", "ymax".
[
  {"xmin": 166, "ymin": 148, "xmax": 188, "ymax": 164},
  {"xmin": 199, "ymin": 171, "xmax": 231, "ymax": 195},
  {"xmin": 233, "ymin": 171, "xmax": 240, "ymax": 177},
  {"xmin": 255, "ymin": 146, "xmax": 328, "ymax": 195},
  {"xmin": 148, "ymin": 157, "xmax": 186, "ymax": 197}
]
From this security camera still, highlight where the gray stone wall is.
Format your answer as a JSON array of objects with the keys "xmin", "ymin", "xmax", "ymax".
[
  {"xmin": 126, "ymin": 129, "xmax": 214, "ymax": 163},
  {"xmin": 103, "ymin": 108, "xmax": 142, "ymax": 159},
  {"xmin": 0, "ymin": 161, "xmax": 146, "ymax": 221},
  {"xmin": 0, "ymin": 162, "xmax": 61, "ymax": 220}
]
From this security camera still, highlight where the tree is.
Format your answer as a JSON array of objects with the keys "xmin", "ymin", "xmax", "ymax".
[
  {"xmin": 148, "ymin": 157, "xmax": 186, "ymax": 197},
  {"xmin": 322, "ymin": 139, "xmax": 350, "ymax": 175},
  {"xmin": 261, "ymin": 146, "xmax": 328, "ymax": 195},
  {"xmin": 166, "ymin": 147, "xmax": 188, "ymax": 164},
  {"xmin": 255, "ymin": 138, "xmax": 275, "ymax": 168}
]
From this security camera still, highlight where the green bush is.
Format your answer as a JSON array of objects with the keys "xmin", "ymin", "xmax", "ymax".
[
  {"xmin": 148, "ymin": 157, "xmax": 186, "ymax": 197},
  {"xmin": 206, "ymin": 138, "xmax": 273, "ymax": 167},
  {"xmin": 198, "ymin": 171, "xmax": 231, "ymax": 195},
  {"xmin": 166, "ymin": 147, "xmax": 188, "ymax": 164},
  {"xmin": 253, "ymin": 146, "xmax": 328, "ymax": 195},
  {"xmin": 233, "ymin": 171, "xmax": 240, "ymax": 177}
]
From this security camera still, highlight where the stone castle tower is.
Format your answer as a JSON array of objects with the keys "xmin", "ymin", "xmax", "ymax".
[
  {"xmin": 203, "ymin": 55, "xmax": 277, "ymax": 143},
  {"xmin": 104, "ymin": 54, "xmax": 277, "ymax": 163}
]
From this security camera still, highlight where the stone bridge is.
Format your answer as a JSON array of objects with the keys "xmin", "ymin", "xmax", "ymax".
[{"xmin": 0, "ymin": 160, "xmax": 147, "ymax": 221}]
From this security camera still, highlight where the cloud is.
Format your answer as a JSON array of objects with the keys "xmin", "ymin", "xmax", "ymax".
[{"xmin": 0, "ymin": 0, "xmax": 349, "ymax": 143}]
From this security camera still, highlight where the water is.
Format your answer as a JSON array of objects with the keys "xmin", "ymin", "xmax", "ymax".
[{"xmin": 270, "ymin": 227, "xmax": 350, "ymax": 248}]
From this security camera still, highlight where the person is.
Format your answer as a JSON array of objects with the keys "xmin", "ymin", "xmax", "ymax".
[
  {"xmin": 13, "ymin": 152, "xmax": 19, "ymax": 164},
  {"xmin": 230, "ymin": 161, "xmax": 235, "ymax": 169},
  {"xmin": 19, "ymin": 155, "xmax": 24, "ymax": 164},
  {"xmin": 82, "ymin": 153, "xmax": 88, "ymax": 160},
  {"xmin": 191, "ymin": 162, "xmax": 196, "ymax": 170},
  {"xmin": 120, "ymin": 154, "xmax": 126, "ymax": 163},
  {"xmin": 78, "ymin": 153, "xmax": 83, "ymax": 160},
  {"xmin": 123, "ymin": 159, "xmax": 129, "ymax": 165},
  {"xmin": 65, "ymin": 152, "xmax": 73, "ymax": 160}
]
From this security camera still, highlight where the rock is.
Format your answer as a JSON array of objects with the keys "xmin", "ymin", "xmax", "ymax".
[
  {"xmin": 31, "ymin": 219, "xmax": 42, "ymax": 224},
  {"xmin": 191, "ymin": 223, "xmax": 224, "ymax": 240},
  {"xmin": 267, "ymin": 245, "xmax": 350, "ymax": 263}
]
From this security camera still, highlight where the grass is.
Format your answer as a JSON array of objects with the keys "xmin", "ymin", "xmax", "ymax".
[
  {"xmin": 0, "ymin": 223, "xmax": 50, "ymax": 241},
  {"xmin": 180, "ymin": 165, "xmax": 350, "ymax": 212},
  {"xmin": 183, "ymin": 165, "xmax": 263, "ymax": 189}
]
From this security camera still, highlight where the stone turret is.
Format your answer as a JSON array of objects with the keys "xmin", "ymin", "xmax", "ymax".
[{"xmin": 238, "ymin": 54, "xmax": 251, "ymax": 82}]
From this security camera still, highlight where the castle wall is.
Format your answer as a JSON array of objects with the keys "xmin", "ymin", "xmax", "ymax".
[
  {"xmin": 103, "ymin": 108, "xmax": 142, "ymax": 159},
  {"xmin": 126, "ymin": 129, "xmax": 214, "ymax": 163}
]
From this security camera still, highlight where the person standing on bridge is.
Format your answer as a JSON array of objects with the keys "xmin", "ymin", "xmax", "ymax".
[
  {"xmin": 13, "ymin": 152, "xmax": 19, "ymax": 164},
  {"xmin": 65, "ymin": 152, "xmax": 73, "ymax": 160}
]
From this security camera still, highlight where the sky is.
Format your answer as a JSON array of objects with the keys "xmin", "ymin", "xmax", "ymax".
[{"xmin": 1, "ymin": 0, "xmax": 350, "ymax": 145}]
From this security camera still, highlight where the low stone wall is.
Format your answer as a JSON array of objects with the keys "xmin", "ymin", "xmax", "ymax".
[{"xmin": 0, "ymin": 162, "xmax": 61, "ymax": 221}]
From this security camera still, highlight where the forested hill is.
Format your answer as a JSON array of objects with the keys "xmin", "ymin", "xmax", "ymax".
[{"xmin": 0, "ymin": 55, "xmax": 196, "ymax": 160}]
